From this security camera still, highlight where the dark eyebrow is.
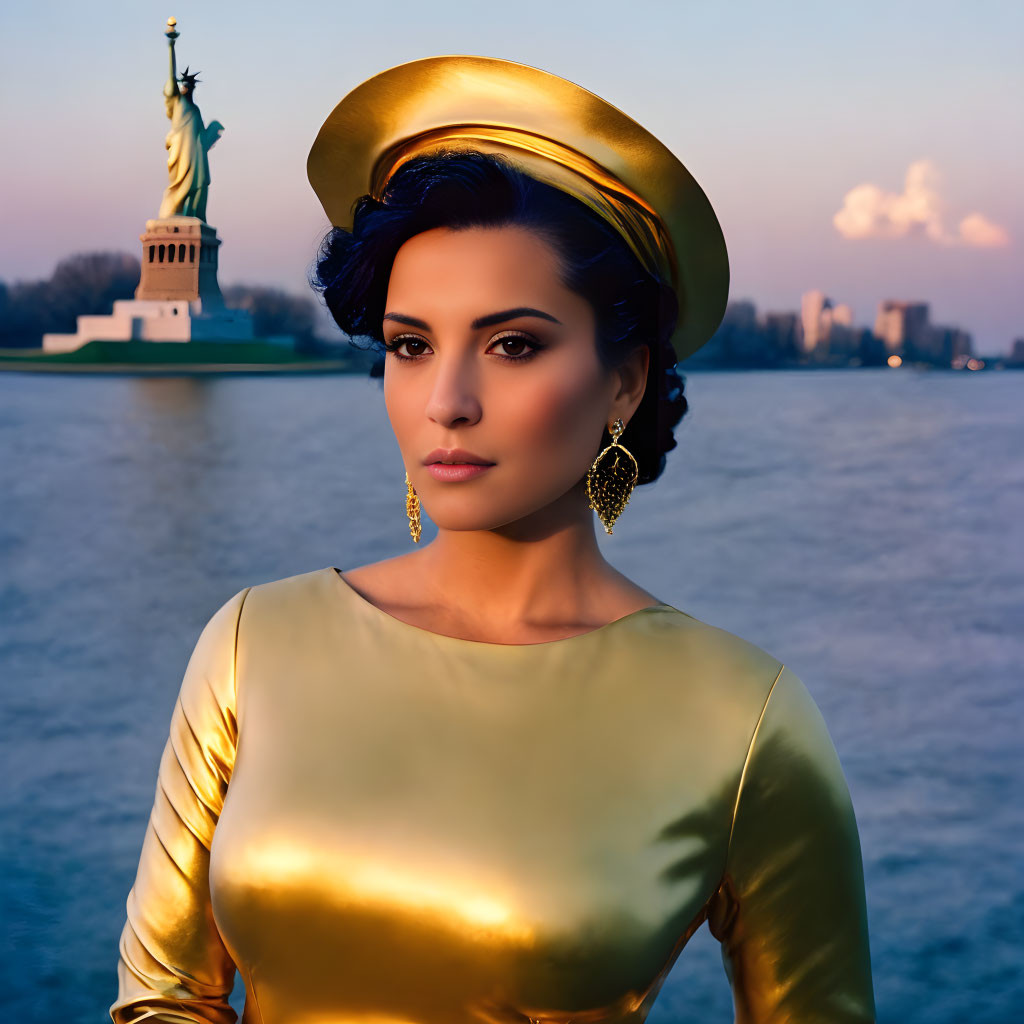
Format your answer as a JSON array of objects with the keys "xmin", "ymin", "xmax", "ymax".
[
  {"xmin": 471, "ymin": 307, "xmax": 562, "ymax": 329},
  {"xmin": 382, "ymin": 307, "xmax": 562, "ymax": 331},
  {"xmin": 382, "ymin": 313, "xmax": 430, "ymax": 329}
]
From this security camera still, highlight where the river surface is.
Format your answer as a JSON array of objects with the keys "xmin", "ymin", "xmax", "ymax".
[{"xmin": 1, "ymin": 368, "xmax": 1020, "ymax": 1023}]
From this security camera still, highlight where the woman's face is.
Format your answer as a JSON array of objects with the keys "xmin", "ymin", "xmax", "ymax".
[{"xmin": 382, "ymin": 224, "xmax": 649, "ymax": 534}]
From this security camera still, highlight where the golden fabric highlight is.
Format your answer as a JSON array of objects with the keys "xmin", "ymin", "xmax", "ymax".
[{"xmin": 371, "ymin": 125, "xmax": 677, "ymax": 287}]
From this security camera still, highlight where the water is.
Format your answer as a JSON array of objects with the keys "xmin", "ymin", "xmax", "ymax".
[{"xmin": 1, "ymin": 369, "xmax": 1021, "ymax": 1023}]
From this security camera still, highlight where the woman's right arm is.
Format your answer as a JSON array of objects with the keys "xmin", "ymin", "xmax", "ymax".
[{"xmin": 110, "ymin": 586, "xmax": 251, "ymax": 1024}]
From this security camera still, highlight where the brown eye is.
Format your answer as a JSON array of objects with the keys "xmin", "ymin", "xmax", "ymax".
[
  {"xmin": 488, "ymin": 331, "xmax": 542, "ymax": 363},
  {"xmin": 384, "ymin": 335, "xmax": 431, "ymax": 360}
]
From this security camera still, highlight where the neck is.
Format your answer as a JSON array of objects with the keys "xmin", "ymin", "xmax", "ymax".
[{"xmin": 411, "ymin": 479, "xmax": 627, "ymax": 626}]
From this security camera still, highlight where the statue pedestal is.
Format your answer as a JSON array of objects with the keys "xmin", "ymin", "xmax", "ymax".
[
  {"xmin": 42, "ymin": 299, "xmax": 255, "ymax": 352},
  {"xmin": 42, "ymin": 216, "xmax": 263, "ymax": 353},
  {"xmin": 135, "ymin": 216, "xmax": 224, "ymax": 305}
]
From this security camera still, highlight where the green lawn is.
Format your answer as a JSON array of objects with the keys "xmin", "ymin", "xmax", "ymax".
[{"xmin": 0, "ymin": 339, "xmax": 365, "ymax": 374}]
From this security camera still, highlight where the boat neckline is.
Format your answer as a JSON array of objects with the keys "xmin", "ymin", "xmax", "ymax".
[{"xmin": 327, "ymin": 566, "xmax": 678, "ymax": 650}]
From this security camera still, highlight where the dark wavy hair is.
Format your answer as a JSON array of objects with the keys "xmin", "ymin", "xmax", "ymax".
[{"xmin": 309, "ymin": 149, "xmax": 689, "ymax": 485}]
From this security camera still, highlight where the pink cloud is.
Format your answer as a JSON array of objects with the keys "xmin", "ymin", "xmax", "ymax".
[
  {"xmin": 833, "ymin": 159, "xmax": 1010, "ymax": 248},
  {"xmin": 957, "ymin": 212, "xmax": 1010, "ymax": 248}
]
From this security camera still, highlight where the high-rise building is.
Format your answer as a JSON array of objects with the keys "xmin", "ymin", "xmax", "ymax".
[
  {"xmin": 723, "ymin": 300, "xmax": 758, "ymax": 330},
  {"xmin": 832, "ymin": 303, "xmax": 854, "ymax": 327},
  {"xmin": 763, "ymin": 312, "xmax": 800, "ymax": 361},
  {"xmin": 929, "ymin": 325, "xmax": 974, "ymax": 365},
  {"xmin": 873, "ymin": 301, "xmax": 930, "ymax": 357},
  {"xmin": 800, "ymin": 290, "xmax": 831, "ymax": 353},
  {"xmin": 873, "ymin": 300, "xmax": 971, "ymax": 365},
  {"xmin": 800, "ymin": 291, "xmax": 862, "ymax": 361}
]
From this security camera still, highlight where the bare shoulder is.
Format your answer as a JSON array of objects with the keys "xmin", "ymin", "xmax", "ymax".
[
  {"xmin": 339, "ymin": 553, "xmax": 427, "ymax": 609},
  {"xmin": 341, "ymin": 553, "xmax": 421, "ymax": 586},
  {"xmin": 599, "ymin": 566, "xmax": 662, "ymax": 614}
]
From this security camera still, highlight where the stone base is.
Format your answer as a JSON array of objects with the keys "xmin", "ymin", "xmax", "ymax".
[
  {"xmin": 136, "ymin": 216, "xmax": 224, "ymax": 305},
  {"xmin": 42, "ymin": 299, "xmax": 257, "ymax": 353}
]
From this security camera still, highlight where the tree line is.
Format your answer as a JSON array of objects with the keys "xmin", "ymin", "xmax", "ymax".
[{"xmin": 0, "ymin": 252, "xmax": 329, "ymax": 353}]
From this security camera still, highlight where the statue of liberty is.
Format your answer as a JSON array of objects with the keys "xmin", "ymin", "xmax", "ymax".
[{"xmin": 158, "ymin": 18, "xmax": 224, "ymax": 222}]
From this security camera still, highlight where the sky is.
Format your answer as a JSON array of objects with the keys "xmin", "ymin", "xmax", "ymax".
[{"xmin": 2, "ymin": 0, "xmax": 1021, "ymax": 353}]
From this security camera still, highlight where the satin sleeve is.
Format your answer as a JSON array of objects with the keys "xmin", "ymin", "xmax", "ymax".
[
  {"xmin": 707, "ymin": 665, "xmax": 876, "ymax": 1024},
  {"xmin": 110, "ymin": 586, "xmax": 251, "ymax": 1024}
]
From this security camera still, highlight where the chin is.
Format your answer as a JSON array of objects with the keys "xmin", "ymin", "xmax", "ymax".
[
  {"xmin": 421, "ymin": 484, "xmax": 572, "ymax": 533},
  {"xmin": 423, "ymin": 508, "xmax": 525, "ymax": 533}
]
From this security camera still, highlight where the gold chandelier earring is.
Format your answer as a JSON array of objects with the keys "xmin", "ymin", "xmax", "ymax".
[
  {"xmin": 585, "ymin": 417, "xmax": 639, "ymax": 534},
  {"xmin": 404, "ymin": 470, "xmax": 422, "ymax": 543}
]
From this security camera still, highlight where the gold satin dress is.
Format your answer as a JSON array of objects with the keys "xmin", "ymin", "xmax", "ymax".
[{"xmin": 110, "ymin": 566, "xmax": 875, "ymax": 1024}]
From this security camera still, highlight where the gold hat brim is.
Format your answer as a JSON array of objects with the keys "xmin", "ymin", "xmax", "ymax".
[{"xmin": 307, "ymin": 55, "xmax": 729, "ymax": 363}]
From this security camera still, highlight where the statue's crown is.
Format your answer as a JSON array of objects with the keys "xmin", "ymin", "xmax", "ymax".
[{"xmin": 178, "ymin": 64, "xmax": 201, "ymax": 87}]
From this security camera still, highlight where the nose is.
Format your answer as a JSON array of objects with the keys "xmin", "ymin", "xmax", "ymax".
[{"xmin": 423, "ymin": 349, "xmax": 483, "ymax": 429}]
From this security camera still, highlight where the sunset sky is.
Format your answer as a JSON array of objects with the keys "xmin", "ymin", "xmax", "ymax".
[{"xmin": 3, "ymin": 1, "xmax": 1020, "ymax": 352}]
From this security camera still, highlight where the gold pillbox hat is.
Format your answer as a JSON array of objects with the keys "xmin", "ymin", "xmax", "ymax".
[{"xmin": 307, "ymin": 55, "xmax": 729, "ymax": 363}]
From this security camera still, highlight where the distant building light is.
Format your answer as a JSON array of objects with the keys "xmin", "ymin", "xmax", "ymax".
[{"xmin": 887, "ymin": 354, "xmax": 903, "ymax": 368}]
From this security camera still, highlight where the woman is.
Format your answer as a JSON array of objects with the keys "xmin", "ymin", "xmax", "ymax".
[{"xmin": 111, "ymin": 56, "xmax": 875, "ymax": 1024}]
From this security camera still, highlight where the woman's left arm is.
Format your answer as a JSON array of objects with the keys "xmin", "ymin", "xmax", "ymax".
[{"xmin": 707, "ymin": 665, "xmax": 876, "ymax": 1024}]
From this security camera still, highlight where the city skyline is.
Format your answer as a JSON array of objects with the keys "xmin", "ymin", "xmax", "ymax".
[
  {"xmin": 2, "ymin": 1, "xmax": 1020, "ymax": 352},
  {"xmin": 718, "ymin": 289, "xmax": 986, "ymax": 367}
]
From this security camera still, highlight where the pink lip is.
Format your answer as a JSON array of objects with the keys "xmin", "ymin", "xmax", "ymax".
[
  {"xmin": 426, "ymin": 463, "xmax": 494, "ymax": 482},
  {"xmin": 424, "ymin": 447, "xmax": 494, "ymax": 466}
]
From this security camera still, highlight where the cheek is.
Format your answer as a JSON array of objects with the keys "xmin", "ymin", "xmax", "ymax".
[
  {"xmin": 502, "ymin": 372, "xmax": 602, "ymax": 467},
  {"xmin": 383, "ymin": 374, "xmax": 418, "ymax": 450}
]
